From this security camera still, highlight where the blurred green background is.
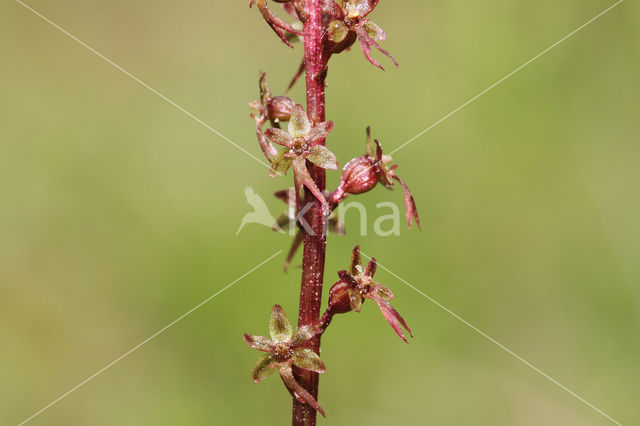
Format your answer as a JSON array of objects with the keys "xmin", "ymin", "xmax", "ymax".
[{"xmin": 2, "ymin": 0, "xmax": 639, "ymax": 424}]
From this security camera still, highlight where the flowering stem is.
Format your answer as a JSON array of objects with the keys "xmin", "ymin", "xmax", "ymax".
[{"xmin": 293, "ymin": 1, "xmax": 328, "ymax": 425}]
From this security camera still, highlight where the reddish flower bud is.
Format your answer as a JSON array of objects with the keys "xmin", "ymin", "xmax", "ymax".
[
  {"xmin": 340, "ymin": 156, "xmax": 379, "ymax": 195},
  {"xmin": 328, "ymin": 280, "xmax": 353, "ymax": 314},
  {"xmin": 267, "ymin": 95, "xmax": 296, "ymax": 122}
]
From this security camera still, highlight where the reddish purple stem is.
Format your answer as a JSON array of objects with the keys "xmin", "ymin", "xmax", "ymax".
[{"xmin": 293, "ymin": 1, "xmax": 328, "ymax": 425}]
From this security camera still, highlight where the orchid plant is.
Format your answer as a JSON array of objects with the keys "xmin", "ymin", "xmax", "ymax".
[{"xmin": 244, "ymin": 1, "xmax": 420, "ymax": 424}]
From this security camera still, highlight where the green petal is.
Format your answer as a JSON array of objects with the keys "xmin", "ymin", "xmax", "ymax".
[
  {"xmin": 269, "ymin": 148, "xmax": 293, "ymax": 178},
  {"xmin": 364, "ymin": 20, "xmax": 386, "ymax": 42},
  {"xmin": 244, "ymin": 334, "xmax": 275, "ymax": 352},
  {"xmin": 307, "ymin": 145, "xmax": 338, "ymax": 170},
  {"xmin": 307, "ymin": 121, "xmax": 334, "ymax": 144},
  {"xmin": 291, "ymin": 325, "xmax": 316, "ymax": 347},
  {"xmin": 288, "ymin": 104, "xmax": 311, "ymax": 138},
  {"xmin": 252, "ymin": 353, "xmax": 277, "ymax": 383},
  {"xmin": 292, "ymin": 348, "xmax": 326, "ymax": 374},
  {"xmin": 328, "ymin": 20, "xmax": 349, "ymax": 44},
  {"xmin": 269, "ymin": 304, "xmax": 293, "ymax": 343},
  {"xmin": 265, "ymin": 128, "xmax": 293, "ymax": 147},
  {"xmin": 348, "ymin": 288, "xmax": 363, "ymax": 312}
]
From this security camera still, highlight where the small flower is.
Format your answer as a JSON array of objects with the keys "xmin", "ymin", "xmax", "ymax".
[
  {"xmin": 328, "ymin": 246, "xmax": 412, "ymax": 342},
  {"xmin": 249, "ymin": 0, "xmax": 303, "ymax": 48},
  {"xmin": 265, "ymin": 104, "xmax": 337, "ymax": 208},
  {"xmin": 325, "ymin": 0, "xmax": 397, "ymax": 70},
  {"xmin": 244, "ymin": 305, "xmax": 326, "ymax": 416},
  {"xmin": 330, "ymin": 127, "xmax": 421, "ymax": 229}
]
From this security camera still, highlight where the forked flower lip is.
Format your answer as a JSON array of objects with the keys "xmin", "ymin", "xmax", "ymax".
[{"xmin": 250, "ymin": 0, "xmax": 303, "ymax": 48}]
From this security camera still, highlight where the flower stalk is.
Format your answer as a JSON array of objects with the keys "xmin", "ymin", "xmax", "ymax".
[{"xmin": 245, "ymin": 2, "xmax": 419, "ymax": 425}]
